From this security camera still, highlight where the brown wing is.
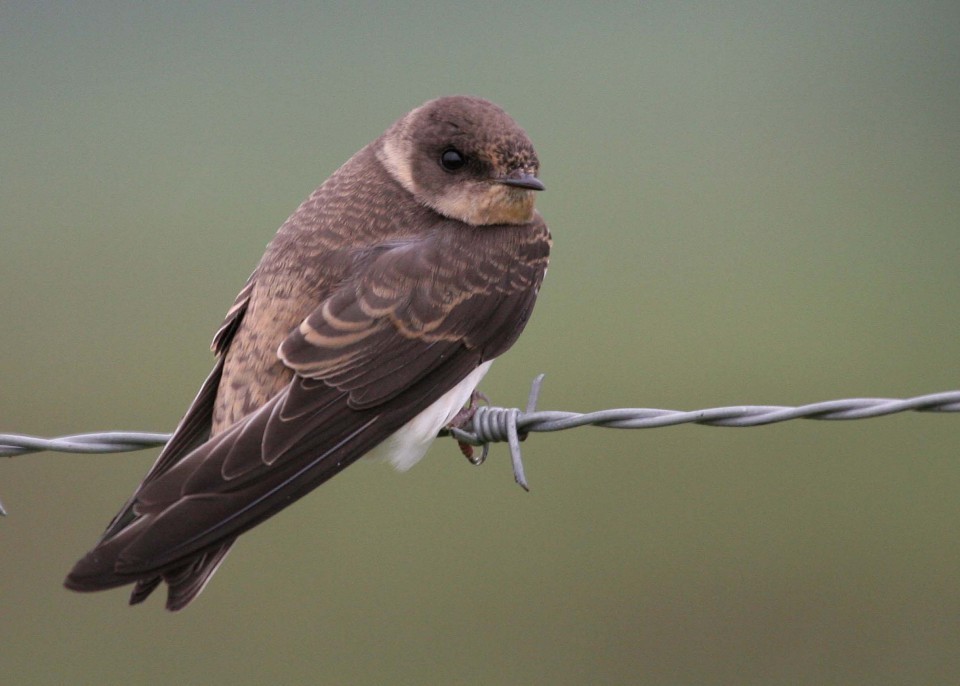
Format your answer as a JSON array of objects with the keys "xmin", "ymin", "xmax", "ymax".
[
  {"xmin": 65, "ymin": 218, "xmax": 549, "ymax": 598},
  {"xmin": 279, "ymin": 222, "xmax": 547, "ymax": 408}
]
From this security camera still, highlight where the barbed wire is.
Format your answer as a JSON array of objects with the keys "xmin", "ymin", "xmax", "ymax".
[{"xmin": 3, "ymin": 376, "xmax": 958, "ymax": 511}]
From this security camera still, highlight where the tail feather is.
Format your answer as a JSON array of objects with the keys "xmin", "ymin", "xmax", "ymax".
[
  {"xmin": 128, "ymin": 576, "xmax": 162, "ymax": 605},
  {"xmin": 158, "ymin": 540, "xmax": 234, "ymax": 611}
]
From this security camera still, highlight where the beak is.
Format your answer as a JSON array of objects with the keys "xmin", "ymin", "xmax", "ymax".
[{"xmin": 499, "ymin": 171, "xmax": 546, "ymax": 191}]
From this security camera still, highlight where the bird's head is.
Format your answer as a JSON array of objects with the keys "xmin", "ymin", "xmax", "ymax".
[{"xmin": 377, "ymin": 95, "xmax": 544, "ymax": 226}]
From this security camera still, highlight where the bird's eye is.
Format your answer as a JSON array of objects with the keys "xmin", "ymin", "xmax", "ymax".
[{"xmin": 440, "ymin": 148, "xmax": 467, "ymax": 171}]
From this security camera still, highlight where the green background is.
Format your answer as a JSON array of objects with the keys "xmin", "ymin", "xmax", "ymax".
[{"xmin": 3, "ymin": 2, "xmax": 959, "ymax": 684}]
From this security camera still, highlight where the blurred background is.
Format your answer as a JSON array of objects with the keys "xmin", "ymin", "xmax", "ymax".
[{"xmin": 2, "ymin": 2, "xmax": 959, "ymax": 684}]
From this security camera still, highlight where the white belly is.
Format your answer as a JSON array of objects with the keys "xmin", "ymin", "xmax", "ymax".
[{"xmin": 365, "ymin": 361, "xmax": 493, "ymax": 471}]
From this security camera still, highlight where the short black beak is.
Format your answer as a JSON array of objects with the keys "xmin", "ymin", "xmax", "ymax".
[{"xmin": 499, "ymin": 172, "xmax": 546, "ymax": 191}]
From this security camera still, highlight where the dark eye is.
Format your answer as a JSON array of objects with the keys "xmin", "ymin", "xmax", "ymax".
[{"xmin": 440, "ymin": 148, "xmax": 467, "ymax": 171}]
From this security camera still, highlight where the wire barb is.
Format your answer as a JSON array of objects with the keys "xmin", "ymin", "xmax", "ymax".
[{"xmin": 3, "ymin": 383, "xmax": 959, "ymax": 512}]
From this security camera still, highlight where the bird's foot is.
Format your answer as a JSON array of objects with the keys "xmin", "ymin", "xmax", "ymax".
[{"xmin": 440, "ymin": 390, "xmax": 490, "ymax": 464}]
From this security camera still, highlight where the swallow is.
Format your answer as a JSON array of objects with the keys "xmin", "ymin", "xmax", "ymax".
[{"xmin": 64, "ymin": 95, "xmax": 551, "ymax": 610}]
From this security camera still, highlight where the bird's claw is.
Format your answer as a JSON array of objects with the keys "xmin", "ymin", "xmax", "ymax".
[{"xmin": 442, "ymin": 390, "xmax": 490, "ymax": 464}]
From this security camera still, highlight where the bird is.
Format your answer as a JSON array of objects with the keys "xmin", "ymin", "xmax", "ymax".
[{"xmin": 64, "ymin": 95, "xmax": 551, "ymax": 611}]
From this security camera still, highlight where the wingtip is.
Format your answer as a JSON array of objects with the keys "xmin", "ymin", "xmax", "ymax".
[
  {"xmin": 64, "ymin": 547, "xmax": 131, "ymax": 593},
  {"xmin": 63, "ymin": 572, "xmax": 127, "ymax": 593}
]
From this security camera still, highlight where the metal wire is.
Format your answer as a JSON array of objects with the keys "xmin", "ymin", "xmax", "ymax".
[
  {"xmin": 3, "ymin": 377, "xmax": 958, "ymax": 512},
  {"xmin": 0, "ymin": 432, "xmax": 171, "ymax": 458}
]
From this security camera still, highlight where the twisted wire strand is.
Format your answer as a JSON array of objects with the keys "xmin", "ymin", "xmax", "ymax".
[
  {"xmin": 0, "ymin": 432, "xmax": 171, "ymax": 457},
  {"xmin": 3, "ymin": 377, "xmax": 958, "ymax": 511}
]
